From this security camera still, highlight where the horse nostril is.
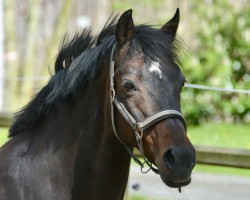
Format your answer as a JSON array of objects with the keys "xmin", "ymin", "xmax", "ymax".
[{"xmin": 163, "ymin": 149, "xmax": 175, "ymax": 169}]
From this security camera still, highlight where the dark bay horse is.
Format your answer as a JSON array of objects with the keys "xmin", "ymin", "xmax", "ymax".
[{"xmin": 0, "ymin": 9, "xmax": 195, "ymax": 200}]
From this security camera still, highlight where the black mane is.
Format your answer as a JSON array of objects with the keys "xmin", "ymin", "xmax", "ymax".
[{"xmin": 9, "ymin": 17, "xmax": 182, "ymax": 137}]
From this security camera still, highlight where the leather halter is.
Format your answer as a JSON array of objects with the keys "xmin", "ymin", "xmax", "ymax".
[{"xmin": 109, "ymin": 44, "xmax": 186, "ymax": 174}]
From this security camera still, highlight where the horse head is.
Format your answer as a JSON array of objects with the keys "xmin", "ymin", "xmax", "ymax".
[{"xmin": 111, "ymin": 9, "xmax": 196, "ymax": 188}]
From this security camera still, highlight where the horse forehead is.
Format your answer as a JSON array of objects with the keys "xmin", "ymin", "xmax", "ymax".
[
  {"xmin": 120, "ymin": 51, "xmax": 145, "ymax": 74},
  {"xmin": 148, "ymin": 61, "xmax": 162, "ymax": 79}
]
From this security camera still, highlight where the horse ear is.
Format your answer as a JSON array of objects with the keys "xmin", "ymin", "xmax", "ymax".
[
  {"xmin": 115, "ymin": 9, "xmax": 134, "ymax": 46},
  {"xmin": 161, "ymin": 8, "xmax": 180, "ymax": 35}
]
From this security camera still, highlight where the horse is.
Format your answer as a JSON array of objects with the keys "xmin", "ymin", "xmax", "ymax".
[{"xmin": 0, "ymin": 8, "xmax": 195, "ymax": 200}]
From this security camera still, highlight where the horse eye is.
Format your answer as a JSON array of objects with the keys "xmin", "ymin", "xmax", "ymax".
[{"xmin": 122, "ymin": 80, "xmax": 136, "ymax": 92}]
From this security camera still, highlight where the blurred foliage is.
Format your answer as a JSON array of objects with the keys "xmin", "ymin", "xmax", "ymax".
[
  {"xmin": 112, "ymin": 0, "xmax": 164, "ymax": 11},
  {"xmin": 181, "ymin": 0, "xmax": 250, "ymax": 125}
]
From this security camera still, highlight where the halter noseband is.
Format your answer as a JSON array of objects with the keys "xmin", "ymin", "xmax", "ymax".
[{"xmin": 109, "ymin": 44, "xmax": 186, "ymax": 174}]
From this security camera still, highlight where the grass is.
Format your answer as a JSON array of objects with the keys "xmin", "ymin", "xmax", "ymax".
[
  {"xmin": 128, "ymin": 195, "xmax": 173, "ymax": 200},
  {"xmin": 1, "ymin": 122, "xmax": 250, "ymax": 177},
  {"xmin": 188, "ymin": 122, "xmax": 250, "ymax": 149},
  {"xmin": 0, "ymin": 128, "xmax": 8, "ymax": 146},
  {"xmin": 193, "ymin": 164, "xmax": 250, "ymax": 177},
  {"xmin": 129, "ymin": 195, "xmax": 148, "ymax": 200}
]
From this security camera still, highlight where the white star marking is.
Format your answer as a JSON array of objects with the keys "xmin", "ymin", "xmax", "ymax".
[{"xmin": 149, "ymin": 61, "xmax": 162, "ymax": 79}]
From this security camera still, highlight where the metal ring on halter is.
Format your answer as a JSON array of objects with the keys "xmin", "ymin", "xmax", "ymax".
[
  {"xmin": 141, "ymin": 161, "xmax": 152, "ymax": 174},
  {"xmin": 135, "ymin": 123, "xmax": 144, "ymax": 137}
]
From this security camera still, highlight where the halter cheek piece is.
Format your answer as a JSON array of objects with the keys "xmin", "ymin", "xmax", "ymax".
[{"xmin": 109, "ymin": 44, "xmax": 186, "ymax": 174}]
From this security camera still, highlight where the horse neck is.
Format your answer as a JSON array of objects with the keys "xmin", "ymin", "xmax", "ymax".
[{"xmin": 69, "ymin": 57, "xmax": 131, "ymax": 199}]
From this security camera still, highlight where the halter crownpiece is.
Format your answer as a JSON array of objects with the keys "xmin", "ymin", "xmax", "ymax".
[{"xmin": 109, "ymin": 44, "xmax": 186, "ymax": 174}]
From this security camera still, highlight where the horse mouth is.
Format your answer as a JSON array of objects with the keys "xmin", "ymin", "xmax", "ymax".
[{"xmin": 162, "ymin": 177, "xmax": 191, "ymax": 188}]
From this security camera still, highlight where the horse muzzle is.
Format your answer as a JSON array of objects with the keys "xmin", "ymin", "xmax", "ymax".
[{"xmin": 155, "ymin": 143, "xmax": 196, "ymax": 188}]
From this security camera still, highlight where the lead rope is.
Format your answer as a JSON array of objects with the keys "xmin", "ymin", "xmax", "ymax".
[{"xmin": 109, "ymin": 44, "xmax": 159, "ymax": 174}]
